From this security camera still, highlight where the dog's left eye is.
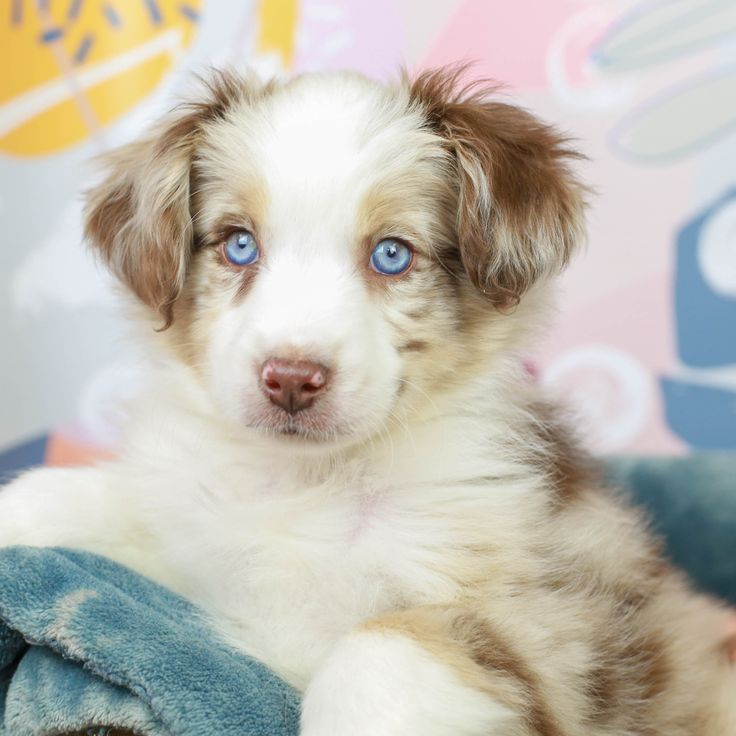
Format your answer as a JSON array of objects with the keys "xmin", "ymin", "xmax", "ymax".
[
  {"xmin": 370, "ymin": 238, "xmax": 413, "ymax": 275},
  {"xmin": 223, "ymin": 230, "xmax": 259, "ymax": 266}
]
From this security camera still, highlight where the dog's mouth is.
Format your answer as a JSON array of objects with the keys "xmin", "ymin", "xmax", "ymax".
[
  {"xmin": 271, "ymin": 420, "xmax": 340, "ymax": 444},
  {"xmin": 277, "ymin": 420, "xmax": 313, "ymax": 438},
  {"xmin": 250, "ymin": 404, "xmax": 346, "ymax": 443}
]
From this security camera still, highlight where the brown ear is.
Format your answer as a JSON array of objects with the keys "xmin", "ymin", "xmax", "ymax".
[
  {"xmin": 84, "ymin": 69, "xmax": 250, "ymax": 327},
  {"xmin": 410, "ymin": 68, "xmax": 586, "ymax": 308}
]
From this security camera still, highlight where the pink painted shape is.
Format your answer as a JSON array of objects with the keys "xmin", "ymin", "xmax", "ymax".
[
  {"xmin": 564, "ymin": 14, "xmax": 617, "ymax": 87},
  {"xmin": 45, "ymin": 431, "xmax": 114, "ymax": 467},
  {"xmin": 421, "ymin": 0, "xmax": 578, "ymax": 90},
  {"xmin": 295, "ymin": 0, "xmax": 406, "ymax": 79},
  {"xmin": 537, "ymin": 272, "xmax": 688, "ymax": 455}
]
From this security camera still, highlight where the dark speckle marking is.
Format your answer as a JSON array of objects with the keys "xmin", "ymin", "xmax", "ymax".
[
  {"xmin": 452, "ymin": 613, "xmax": 564, "ymax": 736},
  {"xmin": 398, "ymin": 339, "xmax": 429, "ymax": 353},
  {"xmin": 528, "ymin": 401, "xmax": 601, "ymax": 508}
]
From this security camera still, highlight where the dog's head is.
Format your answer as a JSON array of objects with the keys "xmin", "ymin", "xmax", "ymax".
[{"xmin": 85, "ymin": 68, "xmax": 585, "ymax": 446}]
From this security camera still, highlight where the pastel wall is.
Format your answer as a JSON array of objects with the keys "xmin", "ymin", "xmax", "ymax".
[{"xmin": 1, "ymin": 0, "xmax": 735, "ymax": 469}]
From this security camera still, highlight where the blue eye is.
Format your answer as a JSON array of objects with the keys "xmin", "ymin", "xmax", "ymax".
[
  {"xmin": 224, "ymin": 230, "xmax": 259, "ymax": 266},
  {"xmin": 370, "ymin": 238, "xmax": 413, "ymax": 276}
]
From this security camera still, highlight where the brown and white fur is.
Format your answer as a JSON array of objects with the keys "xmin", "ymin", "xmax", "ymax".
[{"xmin": 1, "ymin": 68, "xmax": 734, "ymax": 735}]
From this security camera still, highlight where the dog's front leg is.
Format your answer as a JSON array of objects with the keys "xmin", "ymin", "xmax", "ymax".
[
  {"xmin": 300, "ymin": 606, "xmax": 542, "ymax": 736},
  {"xmin": 0, "ymin": 466, "xmax": 167, "ymax": 582}
]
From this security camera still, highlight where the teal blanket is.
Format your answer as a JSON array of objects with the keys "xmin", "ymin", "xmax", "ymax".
[
  {"xmin": 610, "ymin": 454, "xmax": 736, "ymax": 605},
  {"xmin": 0, "ymin": 547, "xmax": 299, "ymax": 736}
]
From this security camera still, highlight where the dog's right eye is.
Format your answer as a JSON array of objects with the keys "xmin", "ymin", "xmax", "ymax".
[
  {"xmin": 223, "ymin": 231, "xmax": 259, "ymax": 266},
  {"xmin": 370, "ymin": 238, "xmax": 413, "ymax": 276}
]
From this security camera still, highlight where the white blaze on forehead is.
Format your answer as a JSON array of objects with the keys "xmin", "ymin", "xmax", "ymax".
[
  {"xmin": 260, "ymin": 83, "xmax": 379, "ymax": 177},
  {"xmin": 199, "ymin": 73, "xmax": 446, "ymax": 263},
  {"xmin": 253, "ymin": 78, "xmax": 403, "ymax": 255},
  {"xmin": 207, "ymin": 75, "xmax": 437, "ymax": 255}
]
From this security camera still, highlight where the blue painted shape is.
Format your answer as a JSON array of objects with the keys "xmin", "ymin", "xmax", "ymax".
[
  {"xmin": 661, "ymin": 378, "xmax": 736, "ymax": 450},
  {"xmin": 103, "ymin": 3, "xmax": 122, "ymax": 28},
  {"xmin": 179, "ymin": 2, "xmax": 199, "ymax": 22},
  {"xmin": 39, "ymin": 27, "xmax": 64, "ymax": 43},
  {"xmin": 74, "ymin": 33, "xmax": 94, "ymax": 64},
  {"xmin": 590, "ymin": 0, "xmax": 735, "ymax": 73},
  {"xmin": 674, "ymin": 188, "xmax": 736, "ymax": 367},
  {"xmin": 11, "ymin": 0, "xmax": 22, "ymax": 25},
  {"xmin": 144, "ymin": 0, "xmax": 162, "ymax": 24},
  {"xmin": 0, "ymin": 436, "xmax": 48, "ymax": 482},
  {"xmin": 67, "ymin": 0, "xmax": 83, "ymax": 21}
]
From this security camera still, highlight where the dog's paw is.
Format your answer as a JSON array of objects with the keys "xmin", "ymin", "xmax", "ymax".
[
  {"xmin": 0, "ymin": 466, "xmax": 106, "ymax": 548},
  {"xmin": 300, "ymin": 631, "xmax": 516, "ymax": 736}
]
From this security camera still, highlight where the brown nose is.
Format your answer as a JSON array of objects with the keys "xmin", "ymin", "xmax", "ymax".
[{"xmin": 261, "ymin": 358, "xmax": 329, "ymax": 414}]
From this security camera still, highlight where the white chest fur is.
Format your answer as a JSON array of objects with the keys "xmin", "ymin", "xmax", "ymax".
[
  {"xmin": 120, "ymin": 393, "xmax": 541, "ymax": 689},
  {"xmin": 150, "ymin": 474, "xmax": 463, "ymax": 687}
]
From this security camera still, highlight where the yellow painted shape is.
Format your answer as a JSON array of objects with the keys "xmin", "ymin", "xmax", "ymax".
[
  {"xmin": 88, "ymin": 54, "xmax": 170, "ymax": 126},
  {"xmin": 0, "ymin": 97, "xmax": 88, "ymax": 156},
  {"xmin": 0, "ymin": 0, "xmax": 202, "ymax": 156},
  {"xmin": 256, "ymin": 0, "xmax": 299, "ymax": 68}
]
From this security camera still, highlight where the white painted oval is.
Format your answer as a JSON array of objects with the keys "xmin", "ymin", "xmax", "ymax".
[
  {"xmin": 698, "ymin": 197, "xmax": 736, "ymax": 298},
  {"xmin": 542, "ymin": 345, "xmax": 652, "ymax": 453}
]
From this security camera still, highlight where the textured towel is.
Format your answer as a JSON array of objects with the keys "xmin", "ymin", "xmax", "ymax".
[
  {"xmin": 609, "ymin": 454, "xmax": 736, "ymax": 605},
  {"xmin": 0, "ymin": 547, "xmax": 299, "ymax": 736}
]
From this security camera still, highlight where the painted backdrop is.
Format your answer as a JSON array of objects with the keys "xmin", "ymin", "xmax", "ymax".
[{"xmin": 1, "ymin": 0, "xmax": 735, "ymax": 470}]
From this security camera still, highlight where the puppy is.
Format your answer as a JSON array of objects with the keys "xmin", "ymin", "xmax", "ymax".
[{"xmin": 1, "ymin": 67, "xmax": 734, "ymax": 735}]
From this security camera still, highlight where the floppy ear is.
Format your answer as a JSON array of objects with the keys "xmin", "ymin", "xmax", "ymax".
[
  {"xmin": 410, "ymin": 68, "xmax": 586, "ymax": 308},
  {"xmin": 84, "ymin": 70, "xmax": 249, "ymax": 327}
]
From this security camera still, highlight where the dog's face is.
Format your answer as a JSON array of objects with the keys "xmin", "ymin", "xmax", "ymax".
[{"xmin": 85, "ymin": 69, "xmax": 584, "ymax": 446}]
